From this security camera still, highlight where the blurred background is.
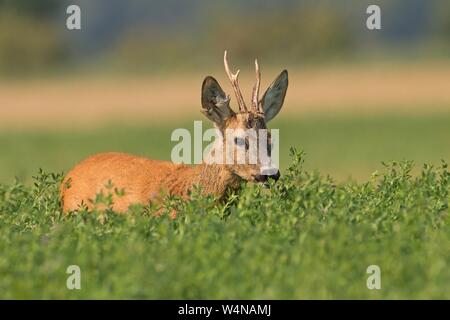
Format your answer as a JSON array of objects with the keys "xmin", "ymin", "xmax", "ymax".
[{"xmin": 0, "ymin": 0, "xmax": 449, "ymax": 182}]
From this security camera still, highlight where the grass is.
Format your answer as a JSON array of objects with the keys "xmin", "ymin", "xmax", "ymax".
[{"xmin": 0, "ymin": 149, "xmax": 448, "ymax": 299}]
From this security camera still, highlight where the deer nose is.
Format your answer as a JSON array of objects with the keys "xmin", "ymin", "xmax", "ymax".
[
  {"xmin": 255, "ymin": 171, "xmax": 280, "ymax": 183},
  {"xmin": 268, "ymin": 171, "xmax": 281, "ymax": 181}
]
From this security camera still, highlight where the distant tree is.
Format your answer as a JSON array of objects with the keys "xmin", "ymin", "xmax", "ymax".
[
  {"xmin": 436, "ymin": 3, "xmax": 450, "ymax": 41},
  {"xmin": 0, "ymin": 0, "xmax": 66, "ymax": 75},
  {"xmin": 0, "ymin": 0, "xmax": 61, "ymax": 17}
]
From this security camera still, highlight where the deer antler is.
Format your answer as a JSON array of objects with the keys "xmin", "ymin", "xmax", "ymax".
[
  {"xmin": 251, "ymin": 59, "xmax": 263, "ymax": 113},
  {"xmin": 224, "ymin": 50, "xmax": 247, "ymax": 112}
]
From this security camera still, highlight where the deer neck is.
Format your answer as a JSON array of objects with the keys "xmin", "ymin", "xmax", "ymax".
[
  {"xmin": 163, "ymin": 163, "xmax": 241, "ymax": 199},
  {"xmin": 195, "ymin": 163, "xmax": 241, "ymax": 197},
  {"xmin": 194, "ymin": 131, "xmax": 245, "ymax": 197},
  {"xmin": 163, "ymin": 136, "xmax": 242, "ymax": 198}
]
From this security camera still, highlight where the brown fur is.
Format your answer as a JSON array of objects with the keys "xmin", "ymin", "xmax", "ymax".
[{"xmin": 61, "ymin": 152, "xmax": 242, "ymax": 213}]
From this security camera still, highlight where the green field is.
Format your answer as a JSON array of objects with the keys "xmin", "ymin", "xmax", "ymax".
[{"xmin": 0, "ymin": 113, "xmax": 449, "ymax": 299}]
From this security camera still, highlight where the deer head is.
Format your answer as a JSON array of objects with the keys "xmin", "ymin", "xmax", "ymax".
[{"xmin": 201, "ymin": 51, "xmax": 288, "ymax": 184}]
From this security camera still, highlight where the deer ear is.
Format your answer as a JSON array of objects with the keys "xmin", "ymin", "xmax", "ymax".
[
  {"xmin": 201, "ymin": 76, "xmax": 235, "ymax": 126},
  {"xmin": 261, "ymin": 70, "xmax": 288, "ymax": 122}
]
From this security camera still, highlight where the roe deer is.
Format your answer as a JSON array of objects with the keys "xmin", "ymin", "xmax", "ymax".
[{"xmin": 60, "ymin": 51, "xmax": 288, "ymax": 214}]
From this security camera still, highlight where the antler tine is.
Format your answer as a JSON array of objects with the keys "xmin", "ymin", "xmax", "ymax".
[
  {"xmin": 251, "ymin": 59, "xmax": 262, "ymax": 113},
  {"xmin": 224, "ymin": 50, "xmax": 247, "ymax": 112}
]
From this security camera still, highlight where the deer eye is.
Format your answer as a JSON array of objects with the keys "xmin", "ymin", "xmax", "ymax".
[
  {"xmin": 234, "ymin": 137, "xmax": 244, "ymax": 146},
  {"xmin": 234, "ymin": 137, "xmax": 248, "ymax": 149}
]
